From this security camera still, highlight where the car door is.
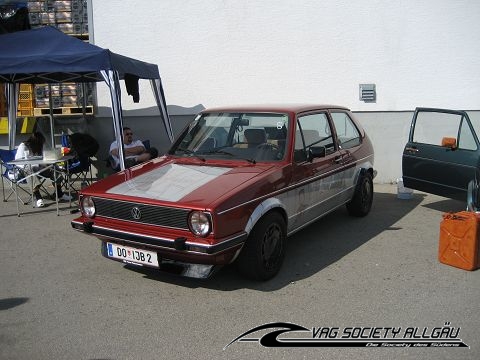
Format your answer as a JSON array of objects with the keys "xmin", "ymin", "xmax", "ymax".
[
  {"xmin": 402, "ymin": 107, "xmax": 480, "ymax": 201},
  {"xmin": 289, "ymin": 112, "xmax": 344, "ymax": 230}
]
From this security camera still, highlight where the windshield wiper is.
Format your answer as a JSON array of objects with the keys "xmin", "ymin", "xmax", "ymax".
[
  {"xmin": 204, "ymin": 149, "xmax": 256, "ymax": 164},
  {"xmin": 205, "ymin": 149, "xmax": 235, "ymax": 156}
]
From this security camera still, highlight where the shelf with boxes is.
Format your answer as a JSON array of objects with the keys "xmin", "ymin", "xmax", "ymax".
[
  {"xmin": 34, "ymin": 82, "xmax": 94, "ymax": 116},
  {"xmin": 0, "ymin": 83, "xmax": 93, "ymax": 118},
  {"xmin": 27, "ymin": 0, "xmax": 88, "ymax": 36},
  {"xmin": 34, "ymin": 82, "xmax": 93, "ymax": 105}
]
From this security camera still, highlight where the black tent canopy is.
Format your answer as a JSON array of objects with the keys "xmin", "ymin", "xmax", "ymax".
[{"xmin": 0, "ymin": 26, "xmax": 174, "ymax": 170}]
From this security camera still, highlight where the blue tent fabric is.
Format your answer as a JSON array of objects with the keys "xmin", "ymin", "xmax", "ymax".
[
  {"xmin": 0, "ymin": 26, "xmax": 160, "ymax": 82},
  {"xmin": 0, "ymin": 26, "xmax": 174, "ymax": 170}
]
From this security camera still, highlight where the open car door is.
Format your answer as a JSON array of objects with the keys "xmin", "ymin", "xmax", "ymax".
[{"xmin": 402, "ymin": 107, "xmax": 480, "ymax": 202}]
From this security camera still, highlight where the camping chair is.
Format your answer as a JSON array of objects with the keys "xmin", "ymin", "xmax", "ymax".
[
  {"xmin": 0, "ymin": 149, "xmax": 33, "ymax": 205},
  {"xmin": 60, "ymin": 133, "xmax": 98, "ymax": 194},
  {"xmin": 65, "ymin": 154, "xmax": 93, "ymax": 193}
]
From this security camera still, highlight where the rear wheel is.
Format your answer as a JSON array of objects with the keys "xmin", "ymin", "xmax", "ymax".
[
  {"xmin": 346, "ymin": 172, "xmax": 373, "ymax": 217},
  {"xmin": 236, "ymin": 212, "xmax": 286, "ymax": 281}
]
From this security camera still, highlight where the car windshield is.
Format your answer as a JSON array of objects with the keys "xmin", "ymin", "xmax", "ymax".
[{"xmin": 171, "ymin": 112, "xmax": 290, "ymax": 162}]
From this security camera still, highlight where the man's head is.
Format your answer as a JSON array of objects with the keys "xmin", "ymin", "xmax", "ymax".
[{"xmin": 123, "ymin": 127, "xmax": 134, "ymax": 145}]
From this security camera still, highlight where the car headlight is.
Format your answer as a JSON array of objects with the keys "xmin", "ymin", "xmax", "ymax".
[
  {"xmin": 81, "ymin": 196, "xmax": 96, "ymax": 218},
  {"xmin": 188, "ymin": 211, "xmax": 211, "ymax": 237}
]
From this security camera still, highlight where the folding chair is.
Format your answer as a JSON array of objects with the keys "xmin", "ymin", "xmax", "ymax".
[
  {"xmin": 142, "ymin": 139, "xmax": 151, "ymax": 150},
  {"xmin": 64, "ymin": 154, "xmax": 93, "ymax": 193},
  {"xmin": 0, "ymin": 149, "xmax": 32, "ymax": 205},
  {"xmin": 61, "ymin": 133, "xmax": 98, "ymax": 194}
]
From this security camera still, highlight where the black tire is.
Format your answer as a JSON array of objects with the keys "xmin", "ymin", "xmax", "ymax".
[
  {"xmin": 346, "ymin": 172, "xmax": 373, "ymax": 217},
  {"xmin": 236, "ymin": 211, "xmax": 287, "ymax": 281}
]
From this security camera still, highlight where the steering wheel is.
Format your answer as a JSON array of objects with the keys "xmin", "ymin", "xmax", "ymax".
[{"xmin": 256, "ymin": 143, "xmax": 279, "ymax": 151}]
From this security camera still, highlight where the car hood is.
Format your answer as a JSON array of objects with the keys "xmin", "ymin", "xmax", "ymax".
[{"xmin": 92, "ymin": 158, "xmax": 275, "ymax": 209}]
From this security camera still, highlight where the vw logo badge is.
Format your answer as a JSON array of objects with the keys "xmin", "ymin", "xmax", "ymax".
[{"xmin": 131, "ymin": 206, "xmax": 142, "ymax": 220}]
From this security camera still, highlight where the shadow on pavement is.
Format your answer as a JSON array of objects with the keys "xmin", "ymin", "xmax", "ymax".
[
  {"xmin": 0, "ymin": 297, "xmax": 29, "ymax": 311},
  {"xmin": 421, "ymin": 197, "xmax": 465, "ymax": 213},
  {"xmin": 129, "ymin": 190, "xmax": 425, "ymax": 291}
]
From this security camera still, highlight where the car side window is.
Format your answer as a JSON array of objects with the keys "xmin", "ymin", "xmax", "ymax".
[
  {"xmin": 295, "ymin": 113, "xmax": 335, "ymax": 162},
  {"xmin": 458, "ymin": 119, "xmax": 477, "ymax": 150},
  {"xmin": 331, "ymin": 112, "xmax": 361, "ymax": 149},
  {"xmin": 413, "ymin": 111, "xmax": 478, "ymax": 150}
]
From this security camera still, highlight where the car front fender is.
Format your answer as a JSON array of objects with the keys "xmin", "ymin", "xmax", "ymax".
[{"xmin": 244, "ymin": 197, "xmax": 287, "ymax": 235}]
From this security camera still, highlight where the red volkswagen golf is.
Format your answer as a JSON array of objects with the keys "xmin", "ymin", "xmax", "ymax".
[{"xmin": 72, "ymin": 105, "xmax": 375, "ymax": 280}]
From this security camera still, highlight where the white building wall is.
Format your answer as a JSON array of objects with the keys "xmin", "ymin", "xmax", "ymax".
[
  {"xmin": 89, "ymin": 0, "xmax": 480, "ymax": 183},
  {"xmin": 92, "ymin": 0, "xmax": 480, "ymax": 111}
]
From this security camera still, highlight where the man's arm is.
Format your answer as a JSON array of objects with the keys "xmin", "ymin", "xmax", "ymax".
[
  {"xmin": 110, "ymin": 140, "xmax": 145, "ymax": 157},
  {"xmin": 123, "ymin": 140, "xmax": 146, "ymax": 156},
  {"xmin": 112, "ymin": 147, "xmax": 143, "ymax": 157},
  {"xmin": 123, "ymin": 145, "xmax": 145, "ymax": 156}
]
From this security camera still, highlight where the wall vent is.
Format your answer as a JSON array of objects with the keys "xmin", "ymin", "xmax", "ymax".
[{"xmin": 359, "ymin": 84, "xmax": 376, "ymax": 102}]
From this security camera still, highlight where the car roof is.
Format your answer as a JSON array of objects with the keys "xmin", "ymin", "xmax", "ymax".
[{"xmin": 200, "ymin": 104, "xmax": 350, "ymax": 114}]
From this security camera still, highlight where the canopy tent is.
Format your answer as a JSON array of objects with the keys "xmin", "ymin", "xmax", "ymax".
[{"xmin": 0, "ymin": 26, "xmax": 174, "ymax": 171}]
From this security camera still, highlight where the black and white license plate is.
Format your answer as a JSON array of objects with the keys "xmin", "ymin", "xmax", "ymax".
[{"xmin": 106, "ymin": 243, "xmax": 159, "ymax": 267}]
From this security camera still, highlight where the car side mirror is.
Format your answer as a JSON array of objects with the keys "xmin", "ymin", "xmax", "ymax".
[
  {"xmin": 308, "ymin": 146, "xmax": 326, "ymax": 161},
  {"xmin": 441, "ymin": 137, "xmax": 457, "ymax": 149}
]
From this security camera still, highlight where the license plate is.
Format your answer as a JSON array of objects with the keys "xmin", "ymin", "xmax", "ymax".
[{"xmin": 106, "ymin": 243, "xmax": 159, "ymax": 267}]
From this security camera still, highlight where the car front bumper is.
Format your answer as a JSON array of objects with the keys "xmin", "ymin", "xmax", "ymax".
[{"xmin": 71, "ymin": 218, "xmax": 248, "ymax": 277}]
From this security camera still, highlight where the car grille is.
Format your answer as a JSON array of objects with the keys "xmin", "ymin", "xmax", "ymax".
[{"xmin": 93, "ymin": 197, "xmax": 190, "ymax": 230}]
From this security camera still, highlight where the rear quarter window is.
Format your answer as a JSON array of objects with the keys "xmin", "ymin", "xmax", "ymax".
[{"xmin": 331, "ymin": 112, "xmax": 361, "ymax": 149}]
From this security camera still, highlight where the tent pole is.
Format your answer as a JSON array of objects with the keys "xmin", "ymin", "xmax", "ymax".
[
  {"xmin": 48, "ymin": 84, "xmax": 55, "ymax": 149},
  {"xmin": 101, "ymin": 70, "xmax": 126, "ymax": 171},
  {"xmin": 6, "ymin": 83, "xmax": 19, "ymax": 150},
  {"xmin": 150, "ymin": 79, "xmax": 174, "ymax": 143},
  {"xmin": 81, "ymin": 82, "xmax": 86, "ymax": 117}
]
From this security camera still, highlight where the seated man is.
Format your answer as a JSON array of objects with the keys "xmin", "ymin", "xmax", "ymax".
[{"xmin": 109, "ymin": 127, "xmax": 158, "ymax": 170}]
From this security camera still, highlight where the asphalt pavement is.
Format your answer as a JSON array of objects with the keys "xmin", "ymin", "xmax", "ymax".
[{"xmin": 0, "ymin": 184, "xmax": 478, "ymax": 360}]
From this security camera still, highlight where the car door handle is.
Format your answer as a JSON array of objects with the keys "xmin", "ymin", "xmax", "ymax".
[
  {"xmin": 405, "ymin": 147, "xmax": 419, "ymax": 153},
  {"xmin": 334, "ymin": 156, "xmax": 343, "ymax": 163}
]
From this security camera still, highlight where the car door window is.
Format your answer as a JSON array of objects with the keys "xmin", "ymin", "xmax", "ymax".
[
  {"xmin": 331, "ymin": 112, "xmax": 361, "ymax": 149},
  {"xmin": 295, "ymin": 113, "xmax": 335, "ymax": 162},
  {"xmin": 413, "ymin": 111, "xmax": 477, "ymax": 150},
  {"xmin": 458, "ymin": 119, "xmax": 477, "ymax": 150}
]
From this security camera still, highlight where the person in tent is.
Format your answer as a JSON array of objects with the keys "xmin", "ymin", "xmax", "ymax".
[
  {"xmin": 109, "ymin": 127, "xmax": 158, "ymax": 170},
  {"xmin": 15, "ymin": 132, "xmax": 72, "ymax": 207}
]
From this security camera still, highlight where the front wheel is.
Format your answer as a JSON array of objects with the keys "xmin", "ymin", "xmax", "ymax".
[
  {"xmin": 346, "ymin": 172, "xmax": 373, "ymax": 217},
  {"xmin": 236, "ymin": 212, "xmax": 287, "ymax": 281}
]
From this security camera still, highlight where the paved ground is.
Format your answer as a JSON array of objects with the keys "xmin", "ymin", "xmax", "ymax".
[{"xmin": 0, "ymin": 184, "xmax": 478, "ymax": 360}]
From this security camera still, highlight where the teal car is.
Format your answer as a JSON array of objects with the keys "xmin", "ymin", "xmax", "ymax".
[{"xmin": 402, "ymin": 107, "xmax": 480, "ymax": 205}]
